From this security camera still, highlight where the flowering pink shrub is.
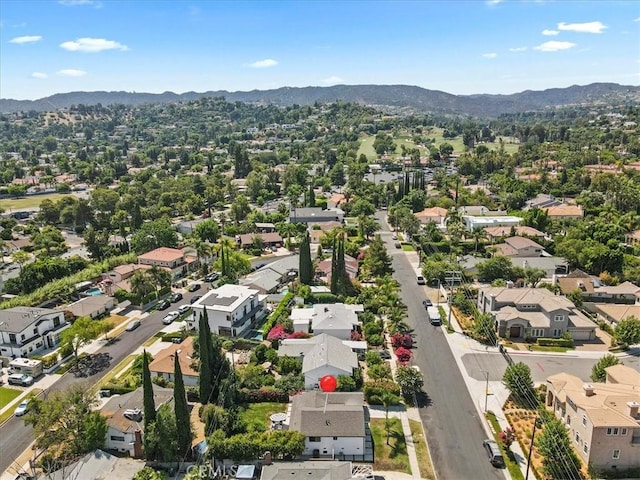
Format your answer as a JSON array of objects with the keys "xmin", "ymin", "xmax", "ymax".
[
  {"xmin": 394, "ymin": 346, "xmax": 412, "ymax": 364},
  {"xmin": 499, "ymin": 427, "xmax": 516, "ymax": 448},
  {"xmin": 351, "ymin": 331, "xmax": 363, "ymax": 341},
  {"xmin": 391, "ymin": 333, "xmax": 413, "ymax": 349},
  {"xmin": 290, "ymin": 330, "xmax": 310, "ymax": 339},
  {"xmin": 267, "ymin": 324, "xmax": 290, "ymax": 340}
]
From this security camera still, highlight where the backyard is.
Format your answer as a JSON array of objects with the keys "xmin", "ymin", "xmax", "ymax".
[
  {"xmin": 370, "ymin": 417, "xmax": 411, "ymax": 474},
  {"xmin": 238, "ymin": 402, "xmax": 287, "ymax": 432}
]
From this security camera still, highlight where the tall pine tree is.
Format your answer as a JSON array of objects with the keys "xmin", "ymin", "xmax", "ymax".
[
  {"xmin": 330, "ymin": 238, "xmax": 339, "ymax": 294},
  {"xmin": 331, "ymin": 236, "xmax": 354, "ymax": 297},
  {"xmin": 198, "ymin": 308, "xmax": 213, "ymax": 403},
  {"xmin": 299, "ymin": 231, "xmax": 313, "ymax": 285},
  {"xmin": 173, "ymin": 353, "xmax": 193, "ymax": 459}
]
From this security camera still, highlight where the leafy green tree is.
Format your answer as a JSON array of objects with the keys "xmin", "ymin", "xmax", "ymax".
[
  {"xmin": 32, "ymin": 225, "xmax": 67, "ymax": 255},
  {"xmin": 194, "ymin": 219, "xmax": 220, "ymax": 243},
  {"xmin": 130, "ymin": 219, "xmax": 179, "ymax": 254},
  {"xmin": 144, "ymin": 403, "xmax": 178, "ymax": 462},
  {"xmin": 536, "ymin": 415, "xmax": 582, "ymax": 480},
  {"xmin": 230, "ymin": 195, "xmax": 251, "ymax": 225},
  {"xmin": 133, "ymin": 467, "xmax": 167, "ymax": 480},
  {"xmin": 477, "ymin": 256, "xmax": 520, "ymax": 282},
  {"xmin": 130, "ymin": 270, "xmax": 156, "ymax": 300},
  {"xmin": 473, "ymin": 313, "xmax": 497, "ymax": 345},
  {"xmin": 198, "ymin": 308, "xmax": 214, "ymax": 403},
  {"xmin": 142, "ymin": 350, "xmax": 157, "ymax": 451},
  {"xmin": 590, "ymin": 353, "xmax": 620, "ymax": 383},
  {"xmin": 299, "ymin": 231, "xmax": 313, "ymax": 285},
  {"xmin": 613, "ymin": 316, "xmax": 640, "ymax": 346},
  {"xmin": 566, "ymin": 288, "xmax": 584, "ymax": 308},
  {"xmin": 502, "ymin": 362, "xmax": 536, "ymax": 408},
  {"xmin": 362, "ymin": 234, "xmax": 393, "ymax": 279},
  {"xmin": 60, "ymin": 316, "xmax": 104, "ymax": 361},
  {"xmin": 330, "ymin": 236, "xmax": 355, "ymax": 297},
  {"xmin": 336, "ymin": 374, "xmax": 357, "ymax": 392},
  {"xmin": 10, "ymin": 250, "xmax": 31, "ymax": 272},
  {"xmin": 25, "ymin": 384, "xmax": 107, "ymax": 470},
  {"xmin": 174, "ymin": 352, "xmax": 193, "ymax": 459},
  {"xmin": 523, "ymin": 266, "xmax": 546, "ymax": 287},
  {"xmin": 395, "ymin": 365, "xmax": 424, "ymax": 401}
]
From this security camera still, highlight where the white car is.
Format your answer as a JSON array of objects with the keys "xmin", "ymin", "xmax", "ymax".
[
  {"xmin": 14, "ymin": 400, "xmax": 29, "ymax": 417},
  {"xmin": 125, "ymin": 320, "xmax": 141, "ymax": 331},
  {"xmin": 162, "ymin": 311, "xmax": 180, "ymax": 325},
  {"xmin": 178, "ymin": 304, "xmax": 191, "ymax": 315}
]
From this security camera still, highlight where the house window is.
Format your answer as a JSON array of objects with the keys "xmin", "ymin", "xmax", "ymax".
[
  {"xmin": 621, "ymin": 428, "xmax": 627, "ymax": 436},
  {"xmin": 309, "ymin": 437, "xmax": 321, "ymax": 442},
  {"xmin": 33, "ymin": 328, "xmax": 38, "ymax": 335},
  {"xmin": 575, "ymin": 432, "xmax": 580, "ymax": 444},
  {"xmin": 333, "ymin": 437, "xmax": 338, "ymax": 440},
  {"xmin": 612, "ymin": 449, "xmax": 620, "ymax": 460},
  {"xmin": 582, "ymin": 415, "xmax": 587, "ymax": 426},
  {"xmin": 554, "ymin": 314, "xmax": 564, "ymax": 322},
  {"xmin": 20, "ymin": 334, "xmax": 25, "ymax": 340},
  {"xmin": 567, "ymin": 415, "xmax": 571, "ymax": 425},
  {"xmin": 53, "ymin": 317, "xmax": 60, "ymax": 327},
  {"xmin": 9, "ymin": 334, "xmax": 16, "ymax": 343},
  {"xmin": 552, "ymin": 329, "xmax": 563, "ymax": 337},
  {"xmin": 226, "ymin": 315, "xmax": 231, "ymax": 322},
  {"xmin": 607, "ymin": 427, "xmax": 619, "ymax": 436},
  {"xmin": 583, "ymin": 443, "xmax": 588, "ymax": 454},
  {"xmin": 532, "ymin": 329, "xmax": 544, "ymax": 337},
  {"xmin": 110, "ymin": 435, "xmax": 125, "ymax": 442}
]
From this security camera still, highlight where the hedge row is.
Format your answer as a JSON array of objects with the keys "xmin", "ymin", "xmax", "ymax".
[
  {"xmin": 262, "ymin": 292, "xmax": 294, "ymax": 336},
  {"xmin": 308, "ymin": 293, "xmax": 341, "ymax": 304},
  {"xmin": 237, "ymin": 388, "xmax": 289, "ymax": 403},
  {"xmin": 537, "ymin": 337, "xmax": 574, "ymax": 347}
]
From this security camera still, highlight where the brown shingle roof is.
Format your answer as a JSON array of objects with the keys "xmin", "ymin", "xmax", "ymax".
[
  {"xmin": 148, "ymin": 336, "xmax": 198, "ymax": 378},
  {"xmin": 138, "ymin": 247, "xmax": 184, "ymax": 263}
]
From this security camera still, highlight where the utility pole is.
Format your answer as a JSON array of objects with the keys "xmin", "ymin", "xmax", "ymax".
[
  {"xmin": 444, "ymin": 271, "xmax": 462, "ymax": 328},
  {"xmin": 484, "ymin": 371, "xmax": 489, "ymax": 414},
  {"xmin": 525, "ymin": 417, "xmax": 541, "ymax": 480}
]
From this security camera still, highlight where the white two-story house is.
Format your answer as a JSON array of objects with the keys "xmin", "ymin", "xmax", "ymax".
[
  {"xmin": 187, "ymin": 284, "xmax": 266, "ymax": 337},
  {"xmin": 0, "ymin": 307, "xmax": 69, "ymax": 358}
]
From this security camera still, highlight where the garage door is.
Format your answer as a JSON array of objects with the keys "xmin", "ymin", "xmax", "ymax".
[{"xmin": 569, "ymin": 329, "xmax": 594, "ymax": 341}]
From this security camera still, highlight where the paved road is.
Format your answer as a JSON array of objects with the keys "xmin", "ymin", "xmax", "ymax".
[
  {"xmin": 0, "ymin": 290, "xmax": 201, "ymax": 474},
  {"xmin": 376, "ymin": 212, "xmax": 503, "ymax": 480}
]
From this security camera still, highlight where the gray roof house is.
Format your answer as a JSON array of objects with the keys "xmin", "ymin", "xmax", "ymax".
[
  {"xmin": 0, "ymin": 306, "xmax": 69, "ymax": 358},
  {"xmin": 299, "ymin": 334, "xmax": 359, "ymax": 389},
  {"xmin": 278, "ymin": 334, "xmax": 367, "ymax": 359},
  {"xmin": 288, "ymin": 392, "xmax": 369, "ymax": 459},
  {"xmin": 291, "ymin": 303, "xmax": 363, "ymax": 340},
  {"xmin": 261, "ymin": 461, "xmax": 360, "ymax": 480},
  {"xmin": 478, "ymin": 287, "xmax": 596, "ymax": 341},
  {"xmin": 290, "ymin": 207, "xmax": 344, "ymax": 224}
]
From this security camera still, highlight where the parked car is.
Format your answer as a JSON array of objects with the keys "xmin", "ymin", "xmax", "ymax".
[
  {"xmin": 178, "ymin": 304, "xmax": 191, "ymax": 315},
  {"xmin": 7, "ymin": 374, "xmax": 34, "ymax": 387},
  {"xmin": 422, "ymin": 299, "xmax": 433, "ymax": 308},
  {"xmin": 483, "ymin": 439, "xmax": 505, "ymax": 468},
  {"xmin": 392, "ymin": 234, "xmax": 398, "ymax": 240},
  {"xmin": 170, "ymin": 292, "xmax": 183, "ymax": 303},
  {"xmin": 205, "ymin": 272, "xmax": 219, "ymax": 282},
  {"xmin": 187, "ymin": 283, "xmax": 201, "ymax": 292},
  {"xmin": 14, "ymin": 400, "xmax": 29, "ymax": 417},
  {"xmin": 125, "ymin": 320, "xmax": 141, "ymax": 331},
  {"xmin": 189, "ymin": 295, "xmax": 202, "ymax": 304},
  {"xmin": 394, "ymin": 242, "xmax": 401, "ymax": 248},
  {"xmin": 162, "ymin": 311, "xmax": 180, "ymax": 325},
  {"xmin": 157, "ymin": 300, "xmax": 171, "ymax": 311}
]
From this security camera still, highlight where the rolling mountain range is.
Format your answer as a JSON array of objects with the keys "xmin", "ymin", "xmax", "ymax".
[{"xmin": 1, "ymin": 82, "xmax": 638, "ymax": 117}]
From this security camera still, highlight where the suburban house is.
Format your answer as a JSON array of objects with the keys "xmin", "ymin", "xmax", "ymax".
[
  {"xmin": 492, "ymin": 236, "xmax": 546, "ymax": 258},
  {"xmin": 260, "ymin": 461, "xmax": 365, "ymax": 480},
  {"xmin": 278, "ymin": 334, "xmax": 367, "ymax": 359},
  {"xmin": 543, "ymin": 204, "xmax": 584, "ymax": 220},
  {"xmin": 288, "ymin": 392, "xmax": 370, "ymax": 460},
  {"xmin": 414, "ymin": 207, "xmax": 448, "ymax": 228},
  {"xmin": 65, "ymin": 295, "xmax": 117, "ymax": 319},
  {"xmin": 557, "ymin": 270, "xmax": 640, "ymax": 304},
  {"xmin": 0, "ymin": 307, "xmax": 69, "ymax": 358},
  {"xmin": 137, "ymin": 247, "xmax": 196, "ymax": 281},
  {"xmin": 459, "ymin": 206, "xmax": 507, "ymax": 216},
  {"xmin": 460, "ymin": 255, "xmax": 569, "ymax": 280},
  {"xmin": 236, "ymin": 232, "xmax": 283, "ymax": 249},
  {"xmin": 545, "ymin": 366, "xmax": 640, "ymax": 471},
  {"xmin": 625, "ymin": 229, "xmax": 640, "ymax": 246},
  {"xmin": 187, "ymin": 284, "xmax": 266, "ymax": 337},
  {"xmin": 290, "ymin": 303, "xmax": 364, "ymax": 340},
  {"xmin": 524, "ymin": 193, "xmax": 563, "ymax": 210},
  {"xmin": 101, "ymin": 385, "xmax": 174, "ymax": 456},
  {"xmin": 105, "ymin": 263, "xmax": 150, "ymax": 288},
  {"xmin": 255, "ymin": 222, "xmax": 277, "ymax": 233},
  {"xmin": 590, "ymin": 304, "xmax": 640, "ymax": 327},
  {"xmin": 240, "ymin": 255, "xmax": 300, "ymax": 294},
  {"xmin": 484, "ymin": 225, "xmax": 546, "ymax": 242},
  {"xmin": 148, "ymin": 336, "xmax": 198, "ymax": 386},
  {"xmin": 316, "ymin": 255, "xmax": 359, "ymax": 283},
  {"xmin": 308, "ymin": 221, "xmax": 343, "ymax": 244},
  {"xmin": 477, "ymin": 287, "xmax": 596, "ymax": 341},
  {"xmin": 462, "ymin": 215, "xmax": 522, "ymax": 231},
  {"xmin": 46, "ymin": 450, "xmax": 145, "ymax": 480},
  {"xmin": 298, "ymin": 334, "xmax": 359, "ymax": 390},
  {"xmin": 290, "ymin": 207, "xmax": 344, "ymax": 224}
]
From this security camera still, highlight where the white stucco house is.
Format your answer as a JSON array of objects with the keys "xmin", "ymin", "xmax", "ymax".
[
  {"xmin": 187, "ymin": 284, "xmax": 267, "ymax": 337},
  {"xmin": 0, "ymin": 307, "xmax": 69, "ymax": 358},
  {"xmin": 288, "ymin": 391, "xmax": 369, "ymax": 459},
  {"xmin": 295, "ymin": 334, "xmax": 359, "ymax": 390},
  {"xmin": 290, "ymin": 303, "xmax": 363, "ymax": 340}
]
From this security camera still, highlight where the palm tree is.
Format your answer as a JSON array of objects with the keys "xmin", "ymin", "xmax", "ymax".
[
  {"xmin": 278, "ymin": 222, "xmax": 297, "ymax": 250},
  {"xmin": 148, "ymin": 265, "xmax": 172, "ymax": 293},
  {"xmin": 130, "ymin": 270, "xmax": 155, "ymax": 300},
  {"xmin": 379, "ymin": 391, "xmax": 400, "ymax": 445},
  {"xmin": 470, "ymin": 226, "xmax": 487, "ymax": 252}
]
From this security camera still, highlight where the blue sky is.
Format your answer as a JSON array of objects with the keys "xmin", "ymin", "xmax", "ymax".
[{"xmin": 1, "ymin": 0, "xmax": 639, "ymax": 100}]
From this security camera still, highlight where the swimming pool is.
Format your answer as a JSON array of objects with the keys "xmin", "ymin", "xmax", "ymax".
[{"xmin": 85, "ymin": 287, "xmax": 103, "ymax": 296}]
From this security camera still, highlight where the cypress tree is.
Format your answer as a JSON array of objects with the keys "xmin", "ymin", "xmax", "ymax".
[
  {"xmin": 299, "ymin": 232, "xmax": 313, "ymax": 285},
  {"xmin": 173, "ymin": 352, "xmax": 193, "ymax": 459},
  {"xmin": 330, "ymin": 238, "xmax": 339, "ymax": 294},
  {"xmin": 308, "ymin": 183, "xmax": 316, "ymax": 207},
  {"xmin": 142, "ymin": 349, "xmax": 157, "ymax": 460},
  {"xmin": 198, "ymin": 308, "xmax": 213, "ymax": 403}
]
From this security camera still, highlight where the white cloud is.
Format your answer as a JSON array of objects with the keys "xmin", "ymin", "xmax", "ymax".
[
  {"xmin": 634, "ymin": 17, "xmax": 640, "ymax": 22},
  {"xmin": 60, "ymin": 37, "xmax": 128, "ymax": 52},
  {"xmin": 542, "ymin": 29, "xmax": 559, "ymax": 36},
  {"xmin": 534, "ymin": 41, "xmax": 576, "ymax": 52},
  {"xmin": 58, "ymin": 0, "xmax": 102, "ymax": 6},
  {"xmin": 322, "ymin": 76, "xmax": 344, "ymax": 85},
  {"xmin": 9, "ymin": 35, "xmax": 42, "ymax": 44},
  {"xmin": 248, "ymin": 58, "xmax": 278, "ymax": 68},
  {"xmin": 31, "ymin": 72, "xmax": 48, "ymax": 79},
  {"xmin": 57, "ymin": 69, "xmax": 87, "ymax": 77},
  {"xmin": 482, "ymin": 52, "xmax": 498, "ymax": 59},
  {"xmin": 485, "ymin": 0, "xmax": 503, "ymax": 5},
  {"xmin": 509, "ymin": 46, "xmax": 527, "ymax": 52},
  {"xmin": 557, "ymin": 21, "xmax": 607, "ymax": 34}
]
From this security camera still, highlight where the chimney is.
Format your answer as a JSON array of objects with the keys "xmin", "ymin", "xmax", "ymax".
[
  {"xmin": 627, "ymin": 401, "xmax": 640, "ymax": 418},
  {"xmin": 583, "ymin": 384, "xmax": 595, "ymax": 397},
  {"xmin": 133, "ymin": 429, "xmax": 144, "ymax": 458}
]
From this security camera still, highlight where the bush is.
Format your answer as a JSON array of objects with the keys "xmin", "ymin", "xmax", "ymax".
[
  {"xmin": 234, "ymin": 338, "xmax": 261, "ymax": 350},
  {"xmin": 39, "ymin": 353, "xmax": 59, "ymax": 369},
  {"xmin": 162, "ymin": 332, "xmax": 185, "ymax": 342},
  {"xmin": 308, "ymin": 293, "xmax": 341, "ymax": 304},
  {"xmin": 537, "ymin": 337, "xmax": 574, "ymax": 347},
  {"xmin": 364, "ymin": 380, "xmax": 401, "ymax": 404},
  {"xmin": 101, "ymin": 382, "xmax": 137, "ymax": 395},
  {"xmin": 58, "ymin": 342, "xmax": 74, "ymax": 360},
  {"xmin": 262, "ymin": 292, "xmax": 294, "ymax": 336},
  {"xmin": 238, "ymin": 387, "xmax": 289, "ymax": 403},
  {"xmin": 366, "ymin": 333, "xmax": 384, "ymax": 347}
]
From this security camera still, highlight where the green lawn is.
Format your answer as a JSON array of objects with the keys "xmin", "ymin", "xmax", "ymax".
[
  {"xmin": 401, "ymin": 244, "xmax": 414, "ymax": 252},
  {"xmin": 0, "ymin": 193, "xmax": 72, "ymax": 211},
  {"xmin": 0, "ymin": 386, "xmax": 22, "ymax": 410},
  {"xmin": 528, "ymin": 345, "xmax": 573, "ymax": 353},
  {"xmin": 370, "ymin": 417, "xmax": 411, "ymax": 474},
  {"xmin": 239, "ymin": 402, "xmax": 287, "ymax": 431},
  {"xmin": 0, "ymin": 389, "xmax": 40, "ymax": 424},
  {"xmin": 409, "ymin": 419, "xmax": 436, "ymax": 480}
]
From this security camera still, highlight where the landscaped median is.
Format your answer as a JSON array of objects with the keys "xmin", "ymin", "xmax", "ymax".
[{"xmin": 486, "ymin": 411, "xmax": 525, "ymax": 480}]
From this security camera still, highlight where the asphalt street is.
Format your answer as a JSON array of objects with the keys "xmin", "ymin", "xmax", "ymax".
[
  {"xmin": 376, "ymin": 211, "xmax": 503, "ymax": 480},
  {"xmin": 0, "ymin": 289, "xmax": 202, "ymax": 474}
]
